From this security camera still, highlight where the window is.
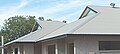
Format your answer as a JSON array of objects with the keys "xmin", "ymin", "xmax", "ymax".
[
  {"xmin": 67, "ymin": 43, "xmax": 74, "ymax": 54},
  {"xmin": 79, "ymin": 7, "xmax": 97, "ymax": 19},
  {"xmin": 15, "ymin": 48, "xmax": 18, "ymax": 54},
  {"xmin": 99, "ymin": 41, "xmax": 120, "ymax": 50},
  {"xmin": 48, "ymin": 45, "xmax": 56, "ymax": 54}
]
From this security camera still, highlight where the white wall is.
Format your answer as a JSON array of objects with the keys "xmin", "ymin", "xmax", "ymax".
[
  {"xmin": 6, "ymin": 43, "xmax": 23, "ymax": 54},
  {"xmin": 72, "ymin": 36, "xmax": 99, "ymax": 54},
  {"xmin": 42, "ymin": 40, "xmax": 57, "ymax": 54},
  {"xmin": 68, "ymin": 35, "xmax": 120, "ymax": 54},
  {"xmin": 6, "ymin": 35, "xmax": 120, "ymax": 54},
  {"xmin": 34, "ymin": 42, "xmax": 42, "ymax": 54},
  {"xmin": 23, "ymin": 43, "xmax": 34, "ymax": 54},
  {"xmin": 7, "ymin": 43, "xmax": 42, "ymax": 54},
  {"xmin": 41, "ymin": 38, "xmax": 74, "ymax": 54},
  {"xmin": 7, "ymin": 43, "xmax": 34, "ymax": 54},
  {"xmin": 6, "ymin": 46, "xmax": 12, "ymax": 54},
  {"xmin": 57, "ymin": 39, "xmax": 65, "ymax": 54}
]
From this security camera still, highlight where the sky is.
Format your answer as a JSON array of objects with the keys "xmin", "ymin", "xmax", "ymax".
[{"xmin": 0, "ymin": 0, "xmax": 120, "ymax": 27}]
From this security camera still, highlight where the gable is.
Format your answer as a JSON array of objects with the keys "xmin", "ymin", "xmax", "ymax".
[{"xmin": 79, "ymin": 6, "xmax": 98, "ymax": 19}]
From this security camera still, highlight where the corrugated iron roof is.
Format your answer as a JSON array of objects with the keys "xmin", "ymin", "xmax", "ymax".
[{"xmin": 5, "ymin": 5, "xmax": 120, "ymax": 46}]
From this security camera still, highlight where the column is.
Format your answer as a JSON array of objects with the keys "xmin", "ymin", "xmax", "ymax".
[
  {"xmin": 1, "ymin": 36, "xmax": 4, "ymax": 54},
  {"xmin": 18, "ymin": 47, "xmax": 20, "ymax": 54},
  {"xmin": 12, "ymin": 49, "xmax": 15, "ymax": 54}
]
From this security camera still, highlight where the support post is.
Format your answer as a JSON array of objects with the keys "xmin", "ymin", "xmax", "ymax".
[
  {"xmin": 12, "ymin": 49, "xmax": 15, "ymax": 54},
  {"xmin": 1, "ymin": 36, "xmax": 4, "ymax": 54},
  {"xmin": 18, "ymin": 47, "xmax": 20, "ymax": 54}
]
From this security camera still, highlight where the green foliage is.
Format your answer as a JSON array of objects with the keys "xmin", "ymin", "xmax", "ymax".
[{"xmin": 0, "ymin": 16, "xmax": 39, "ymax": 43}]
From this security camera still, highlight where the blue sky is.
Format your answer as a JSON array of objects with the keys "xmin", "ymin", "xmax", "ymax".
[{"xmin": 0, "ymin": 0, "xmax": 120, "ymax": 27}]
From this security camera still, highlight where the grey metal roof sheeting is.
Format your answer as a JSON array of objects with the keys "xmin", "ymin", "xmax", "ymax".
[
  {"xmin": 5, "ymin": 21, "xmax": 66, "ymax": 45},
  {"xmin": 73, "ymin": 6, "xmax": 120, "ymax": 34},
  {"xmin": 5, "ymin": 5, "xmax": 120, "ymax": 45}
]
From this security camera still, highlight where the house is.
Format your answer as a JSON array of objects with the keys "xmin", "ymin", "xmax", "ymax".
[{"xmin": 3, "ymin": 5, "xmax": 120, "ymax": 54}]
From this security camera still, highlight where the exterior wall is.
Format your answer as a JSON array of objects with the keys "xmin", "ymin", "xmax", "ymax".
[
  {"xmin": 23, "ymin": 43, "xmax": 34, "ymax": 54},
  {"xmin": 67, "ymin": 35, "xmax": 120, "ymax": 54},
  {"xmin": 41, "ymin": 36, "xmax": 97, "ymax": 54},
  {"xmin": 34, "ymin": 42, "xmax": 42, "ymax": 54},
  {"xmin": 42, "ymin": 38, "xmax": 67, "ymax": 54},
  {"xmin": 6, "ymin": 46, "xmax": 12, "ymax": 54},
  {"xmin": 6, "ymin": 43, "xmax": 34, "ymax": 54},
  {"xmin": 57, "ymin": 39, "xmax": 65, "ymax": 54},
  {"xmin": 71, "ymin": 35, "xmax": 99, "ymax": 54},
  {"xmin": 8, "ymin": 43, "xmax": 22, "ymax": 54},
  {"xmin": 19, "ymin": 44, "xmax": 23, "ymax": 54},
  {"xmin": 42, "ymin": 40, "xmax": 57, "ymax": 54},
  {"xmin": 6, "ymin": 35, "xmax": 120, "ymax": 54}
]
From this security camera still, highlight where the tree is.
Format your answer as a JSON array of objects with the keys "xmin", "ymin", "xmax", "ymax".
[{"xmin": 0, "ymin": 16, "xmax": 39, "ymax": 43}]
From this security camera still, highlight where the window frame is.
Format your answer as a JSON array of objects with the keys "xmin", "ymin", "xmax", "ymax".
[{"xmin": 99, "ymin": 41, "xmax": 120, "ymax": 51}]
